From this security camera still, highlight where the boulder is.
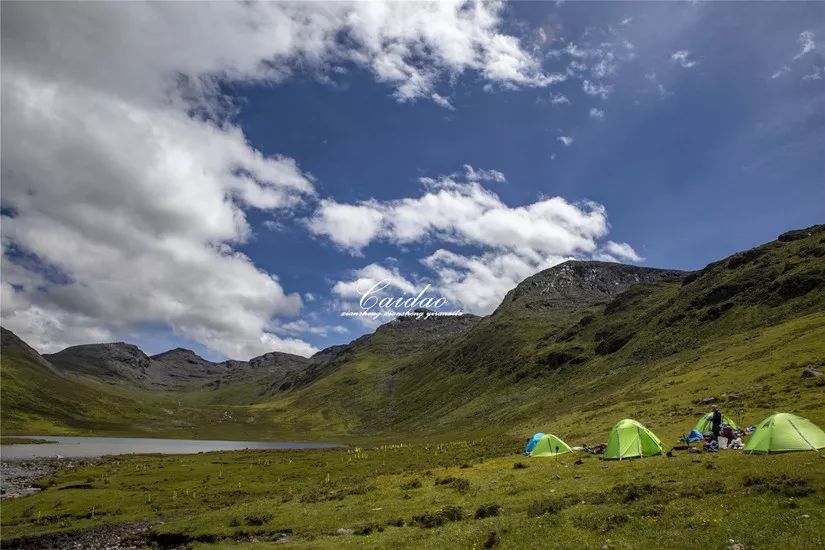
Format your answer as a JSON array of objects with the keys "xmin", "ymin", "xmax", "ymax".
[{"xmin": 801, "ymin": 367, "xmax": 823, "ymax": 378}]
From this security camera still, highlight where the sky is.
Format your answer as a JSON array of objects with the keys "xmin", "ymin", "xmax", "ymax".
[{"xmin": 1, "ymin": 1, "xmax": 823, "ymax": 361}]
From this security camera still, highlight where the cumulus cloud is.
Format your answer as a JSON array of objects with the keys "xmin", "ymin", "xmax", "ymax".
[
  {"xmin": 589, "ymin": 107, "xmax": 605, "ymax": 119},
  {"xmin": 671, "ymin": 50, "xmax": 698, "ymax": 68},
  {"xmin": 332, "ymin": 264, "xmax": 418, "ymax": 300},
  {"xmin": 309, "ymin": 168, "xmax": 607, "ymax": 257},
  {"xmin": 549, "ymin": 93, "xmax": 571, "ymax": 105},
  {"xmin": 1, "ymin": 1, "xmax": 554, "ymax": 358},
  {"xmin": 603, "ymin": 241, "xmax": 644, "ymax": 262},
  {"xmin": 319, "ymin": 168, "xmax": 633, "ymax": 316},
  {"xmin": 557, "ymin": 135, "xmax": 575, "ymax": 146}
]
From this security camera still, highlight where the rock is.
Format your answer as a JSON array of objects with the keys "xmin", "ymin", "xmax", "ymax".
[
  {"xmin": 336, "ymin": 528, "xmax": 354, "ymax": 535},
  {"xmin": 800, "ymin": 514, "xmax": 810, "ymax": 519},
  {"xmin": 801, "ymin": 367, "xmax": 823, "ymax": 378},
  {"xmin": 698, "ymin": 396, "xmax": 717, "ymax": 405},
  {"xmin": 727, "ymin": 393, "xmax": 739, "ymax": 401}
]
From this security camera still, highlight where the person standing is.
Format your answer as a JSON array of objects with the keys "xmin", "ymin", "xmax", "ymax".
[{"xmin": 711, "ymin": 405, "xmax": 723, "ymax": 440}]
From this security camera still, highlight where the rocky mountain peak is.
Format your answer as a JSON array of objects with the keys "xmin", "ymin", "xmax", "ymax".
[
  {"xmin": 44, "ymin": 341, "xmax": 151, "ymax": 383},
  {"xmin": 150, "ymin": 347, "xmax": 212, "ymax": 366},
  {"xmin": 499, "ymin": 260, "xmax": 687, "ymax": 312}
]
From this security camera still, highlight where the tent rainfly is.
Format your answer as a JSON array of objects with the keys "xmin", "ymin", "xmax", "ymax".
[
  {"xmin": 743, "ymin": 413, "xmax": 825, "ymax": 454},
  {"xmin": 603, "ymin": 419, "xmax": 663, "ymax": 460},
  {"xmin": 524, "ymin": 433, "xmax": 545, "ymax": 455},
  {"xmin": 527, "ymin": 434, "xmax": 572, "ymax": 457}
]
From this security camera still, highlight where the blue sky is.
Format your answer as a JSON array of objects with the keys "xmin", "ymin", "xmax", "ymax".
[{"xmin": 2, "ymin": 1, "xmax": 823, "ymax": 360}]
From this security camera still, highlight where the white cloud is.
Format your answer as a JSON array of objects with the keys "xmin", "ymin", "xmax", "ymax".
[
  {"xmin": 309, "ymin": 168, "xmax": 608, "ymax": 256},
  {"xmin": 583, "ymin": 79, "xmax": 613, "ymax": 99},
  {"xmin": 793, "ymin": 30, "xmax": 816, "ymax": 60},
  {"xmin": 557, "ymin": 135, "xmax": 575, "ymax": 146},
  {"xmin": 307, "ymin": 200, "xmax": 386, "ymax": 252},
  {"xmin": 603, "ymin": 241, "xmax": 643, "ymax": 262},
  {"xmin": 332, "ymin": 263, "xmax": 418, "ymax": 300},
  {"xmin": 461, "ymin": 165, "xmax": 507, "ymax": 183},
  {"xmin": 671, "ymin": 50, "xmax": 698, "ymax": 68},
  {"xmin": 431, "ymin": 93, "xmax": 455, "ymax": 110},
  {"xmin": 802, "ymin": 66, "xmax": 823, "ymax": 81},
  {"xmin": 589, "ymin": 107, "xmax": 605, "ymax": 119},
  {"xmin": 1, "ymin": 1, "xmax": 558, "ymax": 358},
  {"xmin": 318, "ymin": 168, "xmax": 628, "ymax": 315},
  {"xmin": 771, "ymin": 66, "xmax": 791, "ymax": 79},
  {"xmin": 422, "ymin": 249, "xmax": 570, "ymax": 314},
  {"xmin": 276, "ymin": 320, "xmax": 348, "ymax": 338},
  {"xmin": 550, "ymin": 93, "xmax": 571, "ymax": 105}
]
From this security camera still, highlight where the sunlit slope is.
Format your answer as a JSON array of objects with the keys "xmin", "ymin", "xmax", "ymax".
[
  {"xmin": 2, "ymin": 225, "xmax": 823, "ymax": 443},
  {"xmin": 268, "ymin": 225, "xmax": 825, "ymax": 441}
]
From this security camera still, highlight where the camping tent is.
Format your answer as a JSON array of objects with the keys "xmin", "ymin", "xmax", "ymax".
[
  {"xmin": 527, "ymin": 434, "xmax": 572, "ymax": 457},
  {"xmin": 524, "ymin": 433, "xmax": 545, "ymax": 455},
  {"xmin": 743, "ymin": 413, "xmax": 825, "ymax": 454},
  {"xmin": 694, "ymin": 412, "xmax": 740, "ymax": 433},
  {"xmin": 603, "ymin": 419, "xmax": 663, "ymax": 460}
]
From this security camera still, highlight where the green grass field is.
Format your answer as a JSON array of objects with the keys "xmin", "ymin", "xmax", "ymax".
[{"xmin": 2, "ymin": 438, "xmax": 824, "ymax": 548}]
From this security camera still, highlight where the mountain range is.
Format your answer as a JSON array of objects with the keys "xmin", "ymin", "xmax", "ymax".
[{"xmin": 2, "ymin": 224, "xmax": 824, "ymax": 443}]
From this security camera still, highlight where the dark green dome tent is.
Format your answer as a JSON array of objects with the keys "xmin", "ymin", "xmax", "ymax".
[
  {"xmin": 603, "ymin": 419, "xmax": 663, "ymax": 460},
  {"xmin": 744, "ymin": 413, "xmax": 825, "ymax": 454}
]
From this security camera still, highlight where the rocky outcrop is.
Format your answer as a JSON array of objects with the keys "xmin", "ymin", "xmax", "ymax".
[
  {"xmin": 497, "ymin": 260, "xmax": 686, "ymax": 313},
  {"xmin": 44, "ymin": 342, "xmax": 151, "ymax": 384}
]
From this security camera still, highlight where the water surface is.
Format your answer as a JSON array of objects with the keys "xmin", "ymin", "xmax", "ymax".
[{"xmin": 0, "ymin": 436, "xmax": 339, "ymax": 459}]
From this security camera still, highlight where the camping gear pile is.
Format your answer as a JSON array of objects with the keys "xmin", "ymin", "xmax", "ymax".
[{"xmin": 524, "ymin": 412, "xmax": 825, "ymax": 459}]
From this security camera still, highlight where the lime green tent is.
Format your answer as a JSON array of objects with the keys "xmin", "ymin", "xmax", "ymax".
[
  {"xmin": 604, "ymin": 419, "xmax": 663, "ymax": 460},
  {"xmin": 744, "ymin": 413, "xmax": 825, "ymax": 454},
  {"xmin": 528, "ymin": 434, "xmax": 572, "ymax": 457},
  {"xmin": 694, "ymin": 412, "xmax": 740, "ymax": 433}
]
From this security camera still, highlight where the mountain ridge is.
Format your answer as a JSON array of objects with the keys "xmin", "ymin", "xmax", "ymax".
[{"xmin": 2, "ymin": 224, "xmax": 824, "ymax": 441}]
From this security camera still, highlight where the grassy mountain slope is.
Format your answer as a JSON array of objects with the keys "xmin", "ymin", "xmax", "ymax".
[
  {"xmin": 254, "ymin": 224, "xmax": 825, "ymax": 442},
  {"xmin": 2, "ymin": 225, "xmax": 824, "ymax": 444}
]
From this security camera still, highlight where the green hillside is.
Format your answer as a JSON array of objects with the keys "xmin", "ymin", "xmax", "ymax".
[
  {"xmin": 2, "ymin": 225, "xmax": 824, "ymax": 444},
  {"xmin": 243, "ymin": 224, "xmax": 825, "ymax": 443}
]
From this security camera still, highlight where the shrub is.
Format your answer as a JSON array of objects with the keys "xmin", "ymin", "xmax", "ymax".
[
  {"xmin": 412, "ymin": 506, "xmax": 464, "ymax": 528},
  {"xmin": 354, "ymin": 522, "xmax": 383, "ymax": 535},
  {"xmin": 435, "ymin": 476, "xmax": 470, "ymax": 493},
  {"xmin": 527, "ymin": 495, "xmax": 578, "ymax": 517},
  {"xmin": 611, "ymin": 482, "xmax": 659, "ymax": 503},
  {"xmin": 743, "ymin": 475, "xmax": 813, "ymax": 497},
  {"xmin": 513, "ymin": 462, "xmax": 528, "ymax": 469},
  {"xmin": 244, "ymin": 512, "xmax": 273, "ymax": 526},
  {"xmin": 483, "ymin": 531, "xmax": 501, "ymax": 549},
  {"xmin": 400, "ymin": 479, "xmax": 422, "ymax": 490},
  {"xmin": 475, "ymin": 503, "xmax": 502, "ymax": 519}
]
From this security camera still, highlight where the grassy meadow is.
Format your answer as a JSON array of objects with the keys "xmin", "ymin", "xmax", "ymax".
[{"xmin": 2, "ymin": 438, "xmax": 824, "ymax": 548}]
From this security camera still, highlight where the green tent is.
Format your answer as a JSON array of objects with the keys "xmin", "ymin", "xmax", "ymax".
[
  {"xmin": 744, "ymin": 413, "xmax": 825, "ymax": 454},
  {"xmin": 528, "ymin": 434, "xmax": 572, "ymax": 457},
  {"xmin": 694, "ymin": 412, "xmax": 740, "ymax": 433},
  {"xmin": 604, "ymin": 419, "xmax": 663, "ymax": 460}
]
